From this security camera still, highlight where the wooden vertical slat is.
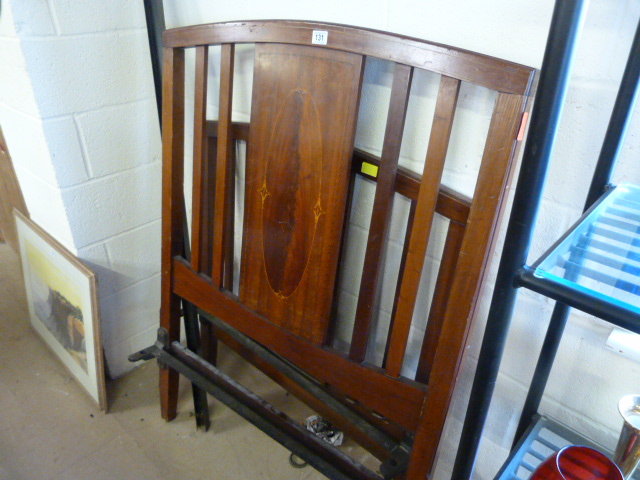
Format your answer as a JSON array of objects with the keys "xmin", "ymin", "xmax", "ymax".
[
  {"xmin": 198, "ymin": 137, "xmax": 220, "ymax": 368},
  {"xmin": 201, "ymin": 136, "xmax": 218, "ymax": 278},
  {"xmin": 223, "ymin": 143, "xmax": 235, "ymax": 290},
  {"xmin": 406, "ymin": 92, "xmax": 528, "ymax": 479},
  {"xmin": 159, "ymin": 46, "xmax": 186, "ymax": 421},
  {"xmin": 349, "ymin": 63, "xmax": 413, "ymax": 362},
  {"xmin": 414, "ymin": 220, "xmax": 466, "ymax": 384},
  {"xmin": 212, "ymin": 44, "xmax": 235, "ymax": 288},
  {"xmin": 384, "ymin": 75, "xmax": 461, "ymax": 377},
  {"xmin": 190, "ymin": 45, "xmax": 209, "ymax": 272},
  {"xmin": 382, "ymin": 199, "xmax": 417, "ymax": 366}
]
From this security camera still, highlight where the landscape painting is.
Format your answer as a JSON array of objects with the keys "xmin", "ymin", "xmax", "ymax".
[{"xmin": 14, "ymin": 210, "xmax": 106, "ymax": 410}]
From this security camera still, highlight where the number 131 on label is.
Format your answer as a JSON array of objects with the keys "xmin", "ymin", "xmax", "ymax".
[{"xmin": 312, "ymin": 30, "xmax": 328, "ymax": 45}]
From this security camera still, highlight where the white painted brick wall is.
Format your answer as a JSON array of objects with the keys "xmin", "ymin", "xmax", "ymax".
[
  {"xmin": 9, "ymin": 0, "xmax": 56, "ymax": 36},
  {"xmin": 60, "ymin": 163, "xmax": 161, "ymax": 247},
  {"xmin": 1, "ymin": 108, "xmax": 57, "ymax": 185},
  {"xmin": 76, "ymin": 99, "xmax": 160, "ymax": 178},
  {"xmin": 0, "ymin": 39, "xmax": 40, "ymax": 115},
  {"xmin": 41, "ymin": 116, "xmax": 88, "ymax": 187},
  {"xmin": 51, "ymin": 0, "xmax": 145, "ymax": 34},
  {"xmin": 0, "ymin": 0, "xmax": 162, "ymax": 381},
  {"xmin": 20, "ymin": 33, "xmax": 152, "ymax": 118},
  {"xmin": 104, "ymin": 221, "xmax": 161, "ymax": 292}
]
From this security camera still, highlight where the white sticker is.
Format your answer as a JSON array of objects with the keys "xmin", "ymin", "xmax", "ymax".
[{"xmin": 312, "ymin": 30, "xmax": 328, "ymax": 45}]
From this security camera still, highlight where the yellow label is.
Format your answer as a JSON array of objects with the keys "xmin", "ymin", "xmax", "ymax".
[{"xmin": 361, "ymin": 162, "xmax": 379, "ymax": 178}]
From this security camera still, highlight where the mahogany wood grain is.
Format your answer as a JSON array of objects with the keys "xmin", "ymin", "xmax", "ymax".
[
  {"xmin": 173, "ymin": 257, "xmax": 425, "ymax": 432},
  {"xmin": 163, "ymin": 20, "xmax": 534, "ymax": 95},
  {"xmin": 349, "ymin": 63, "xmax": 413, "ymax": 362},
  {"xmin": 240, "ymin": 43, "xmax": 364, "ymax": 345},
  {"xmin": 414, "ymin": 220, "xmax": 466, "ymax": 384},
  {"xmin": 206, "ymin": 120, "xmax": 249, "ymax": 142},
  {"xmin": 204, "ymin": 120, "xmax": 472, "ymax": 224},
  {"xmin": 190, "ymin": 45, "xmax": 209, "ymax": 273},
  {"xmin": 384, "ymin": 75, "xmax": 461, "ymax": 378},
  {"xmin": 156, "ymin": 21, "xmax": 537, "ymax": 479},
  {"xmin": 211, "ymin": 325, "xmax": 397, "ymax": 461},
  {"xmin": 159, "ymin": 46, "xmax": 186, "ymax": 421},
  {"xmin": 406, "ymin": 92, "xmax": 529, "ymax": 479},
  {"xmin": 211, "ymin": 44, "xmax": 235, "ymax": 288},
  {"xmin": 200, "ymin": 136, "xmax": 218, "ymax": 278},
  {"xmin": 351, "ymin": 149, "xmax": 471, "ymax": 224}
]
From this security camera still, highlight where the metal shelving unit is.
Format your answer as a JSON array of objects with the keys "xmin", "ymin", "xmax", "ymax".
[
  {"xmin": 452, "ymin": 0, "xmax": 640, "ymax": 478},
  {"xmin": 496, "ymin": 415, "xmax": 640, "ymax": 480}
]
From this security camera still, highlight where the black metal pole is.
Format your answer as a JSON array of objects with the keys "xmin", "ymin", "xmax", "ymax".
[
  {"xmin": 143, "ymin": 0, "xmax": 165, "ymax": 122},
  {"xmin": 513, "ymin": 14, "xmax": 640, "ymax": 444},
  {"xmin": 450, "ymin": 1, "xmax": 587, "ymax": 478}
]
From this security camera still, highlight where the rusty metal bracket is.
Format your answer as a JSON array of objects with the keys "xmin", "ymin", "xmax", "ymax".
[{"xmin": 130, "ymin": 328, "xmax": 386, "ymax": 480}]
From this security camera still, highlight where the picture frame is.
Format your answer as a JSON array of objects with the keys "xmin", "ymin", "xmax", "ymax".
[{"xmin": 14, "ymin": 209, "xmax": 107, "ymax": 411}]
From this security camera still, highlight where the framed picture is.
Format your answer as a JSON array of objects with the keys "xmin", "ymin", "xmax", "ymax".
[{"xmin": 14, "ymin": 210, "xmax": 107, "ymax": 411}]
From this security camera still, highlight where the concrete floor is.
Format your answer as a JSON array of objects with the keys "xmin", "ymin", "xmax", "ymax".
[{"xmin": 0, "ymin": 243, "xmax": 377, "ymax": 479}]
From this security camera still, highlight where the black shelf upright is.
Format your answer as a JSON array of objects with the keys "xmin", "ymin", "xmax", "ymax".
[{"xmin": 452, "ymin": 0, "xmax": 640, "ymax": 478}]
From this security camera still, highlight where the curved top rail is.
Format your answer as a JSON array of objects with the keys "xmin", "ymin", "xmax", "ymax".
[{"xmin": 163, "ymin": 20, "xmax": 536, "ymax": 96}]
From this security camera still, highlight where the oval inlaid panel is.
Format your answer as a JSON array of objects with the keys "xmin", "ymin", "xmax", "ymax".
[{"xmin": 262, "ymin": 89, "xmax": 322, "ymax": 298}]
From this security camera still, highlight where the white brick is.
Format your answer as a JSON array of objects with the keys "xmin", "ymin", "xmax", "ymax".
[
  {"xmin": 99, "ymin": 275, "xmax": 160, "ymax": 349},
  {"xmin": 0, "ymin": 36, "xmax": 23, "ymax": 66},
  {"xmin": 377, "ymin": 240, "xmax": 404, "ymax": 313},
  {"xmin": 366, "ymin": 309, "xmax": 392, "ymax": 367},
  {"xmin": 387, "ymin": 194, "xmax": 412, "ymax": 243},
  {"xmin": 0, "ymin": 40, "xmax": 41, "ymax": 116},
  {"xmin": 410, "ymin": 256, "xmax": 440, "ymax": 325},
  {"xmin": 354, "ymin": 59, "xmax": 393, "ymax": 155},
  {"xmin": 545, "ymin": 81, "xmax": 618, "ymax": 209},
  {"xmin": 333, "ymin": 290, "xmax": 358, "ymax": 349},
  {"xmin": 61, "ymin": 163, "xmax": 161, "ymax": 246},
  {"xmin": 42, "ymin": 116, "xmax": 88, "ymax": 187},
  {"xmin": 0, "ymin": 0, "xmax": 18, "ymax": 36},
  {"xmin": 13, "ymin": 165, "xmax": 74, "ymax": 249},
  {"xmin": 398, "ymin": 69, "xmax": 439, "ymax": 168},
  {"xmin": 348, "ymin": 176, "xmax": 375, "ymax": 230},
  {"xmin": 527, "ymin": 200, "xmax": 579, "ymax": 262},
  {"xmin": 0, "ymin": 106, "xmax": 57, "ymax": 185},
  {"xmin": 386, "ymin": 0, "xmax": 554, "ymax": 67},
  {"xmin": 164, "ymin": 1, "xmax": 251, "ymax": 29},
  {"xmin": 494, "ymin": 294, "xmax": 555, "ymax": 381},
  {"xmin": 245, "ymin": 0, "xmax": 389, "ymax": 30},
  {"xmin": 51, "ymin": 0, "xmax": 145, "ymax": 34},
  {"xmin": 77, "ymin": 100, "xmax": 161, "ymax": 178},
  {"xmin": 104, "ymin": 220, "xmax": 161, "ymax": 292},
  {"xmin": 76, "ymin": 242, "xmax": 119, "ymax": 298},
  {"xmin": 104, "ymin": 323, "xmax": 157, "ymax": 378},
  {"xmin": 401, "ymin": 324, "xmax": 429, "ymax": 378},
  {"xmin": 336, "ymin": 223, "xmax": 368, "ymax": 296},
  {"xmin": 571, "ymin": 0, "xmax": 634, "ymax": 81},
  {"xmin": 10, "ymin": 0, "xmax": 56, "ymax": 36},
  {"xmin": 20, "ymin": 32, "xmax": 154, "ymax": 117}
]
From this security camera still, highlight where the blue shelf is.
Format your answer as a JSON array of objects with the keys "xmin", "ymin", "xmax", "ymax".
[
  {"xmin": 517, "ymin": 184, "xmax": 640, "ymax": 334},
  {"xmin": 495, "ymin": 416, "xmax": 631, "ymax": 480}
]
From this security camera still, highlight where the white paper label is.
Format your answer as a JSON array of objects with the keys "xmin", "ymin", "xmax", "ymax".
[{"xmin": 312, "ymin": 30, "xmax": 328, "ymax": 45}]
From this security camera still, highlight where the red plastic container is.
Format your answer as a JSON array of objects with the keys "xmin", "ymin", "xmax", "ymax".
[{"xmin": 531, "ymin": 446, "xmax": 623, "ymax": 480}]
